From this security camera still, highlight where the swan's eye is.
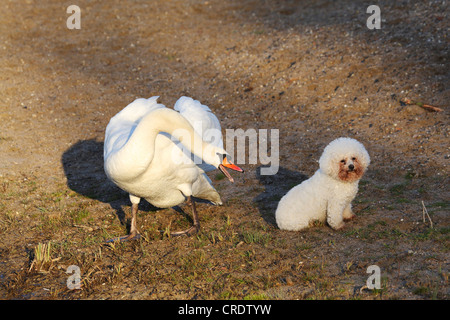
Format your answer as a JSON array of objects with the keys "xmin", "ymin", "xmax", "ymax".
[{"xmin": 216, "ymin": 153, "xmax": 225, "ymax": 162}]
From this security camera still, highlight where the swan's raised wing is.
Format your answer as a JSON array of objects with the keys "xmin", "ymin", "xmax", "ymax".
[
  {"xmin": 104, "ymin": 96, "xmax": 165, "ymax": 160},
  {"xmin": 174, "ymin": 96, "xmax": 223, "ymax": 172},
  {"xmin": 174, "ymin": 97, "xmax": 223, "ymax": 149}
]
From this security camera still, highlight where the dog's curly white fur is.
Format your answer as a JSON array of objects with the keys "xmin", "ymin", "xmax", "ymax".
[{"xmin": 276, "ymin": 137, "xmax": 370, "ymax": 231}]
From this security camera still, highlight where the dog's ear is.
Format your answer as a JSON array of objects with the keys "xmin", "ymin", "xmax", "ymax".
[
  {"xmin": 319, "ymin": 152, "xmax": 340, "ymax": 179},
  {"xmin": 356, "ymin": 148, "xmax": 371, "ymax": 170}
]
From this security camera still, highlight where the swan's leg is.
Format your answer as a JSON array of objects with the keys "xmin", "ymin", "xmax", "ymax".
[
  {"xmin": 170, "ymin": 196, "xmax": 200, "ymax": 236},
  {"xmin": 128, "ymin": 203, "xmax": 141, "ymax": 239},
  {"xmin": 106, "ymin": 202, "xmax": 141, "ymax": 243}
]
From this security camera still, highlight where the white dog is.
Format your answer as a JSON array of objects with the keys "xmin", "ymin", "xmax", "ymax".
[{"xmin": 276, "ymin": 137, "xmax": 370, "ymax": 231}]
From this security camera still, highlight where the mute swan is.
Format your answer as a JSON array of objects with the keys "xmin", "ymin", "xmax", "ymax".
[{"xmin": 104, "ymin": 96, "xmax": 243, "ymax": 241}]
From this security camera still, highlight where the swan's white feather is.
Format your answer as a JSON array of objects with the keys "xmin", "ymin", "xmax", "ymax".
[
  {"xmin": 104, "ymin": 96, "xmax": 165, "ymax": 160},
  {"xmin": 174, "ymin": 96, "xmax": 223, "ymax": 172},
  {"xmin": 103, "ymin": 96, "xmax": 226, "ymax": 208}
]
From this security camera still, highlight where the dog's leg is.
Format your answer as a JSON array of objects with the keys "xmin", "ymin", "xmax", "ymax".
[
  {"xmin": 343, "ymin": 203, "xmax": 356, "ymax": 221},
  {"xmin": 327, "ymin": 202, "xmax": 346, "ymax": 230}
]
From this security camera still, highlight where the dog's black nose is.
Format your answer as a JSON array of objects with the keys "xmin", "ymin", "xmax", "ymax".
[{"xmin": 348, "ymin": 164, "xmax": 354, "ymax": 171}]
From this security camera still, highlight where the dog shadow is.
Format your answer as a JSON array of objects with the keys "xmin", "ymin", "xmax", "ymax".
[
  {"xmin": 61, "ymin": 139, "xmax": 158, "ymax": 227},
  {"xmin": 254, "ymin": 166, "xmax": 308, "ymax": 227}
]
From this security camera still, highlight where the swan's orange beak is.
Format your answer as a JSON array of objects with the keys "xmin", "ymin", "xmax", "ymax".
[{"xmin": 219, "ymin": 157, "xmax": 244, "ymax": 183}]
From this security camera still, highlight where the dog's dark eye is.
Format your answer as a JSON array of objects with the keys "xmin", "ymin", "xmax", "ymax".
[
  {"xmin": 340, "ymin": 159, "xmax": 346, "ymax": 164},
  {"xmin": 351, "ymin": 157, "xmax": 356, "ymax": 161}
]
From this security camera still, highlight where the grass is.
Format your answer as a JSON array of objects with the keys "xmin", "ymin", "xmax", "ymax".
[
  {"xmin": 343, "ymin": 220, "xmax": 406, "ymax": 241},
  {"xmin": 389, "ymin": 183, "xmax": 407, "ymax": 196},
  {"xmin": 214, "ymin": 173, "xmax": 225, "ymax": 180},
  {"xmin": 411, "ymin": 226, "xmax": 450, "ymax": 242},
  {"xmin": 70, "ymin": 208, "xmax": 91, "ymax": 223},
  {"xmin": 1, "ymin": 172, "xmax": 448, "ymax": 300},
  {"xmin": 242, "ymin": 230, "xmax": 271, "ymax": 246},
  {"xmin": 411, "ymin": 275, "xmax": 444, "ymax": 300},
  {"xmin": 29, "ymin": 242, "xmax": 59, "ymax": 273}
]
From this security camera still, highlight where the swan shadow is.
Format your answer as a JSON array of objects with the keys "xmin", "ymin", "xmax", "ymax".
[
  {"xmin": 254, "ymin": 166, "xmax": 308, "ymax": 227},
  {"xmin": 61, "ymin": 139, "xmax": 159, "ymax": 227}
]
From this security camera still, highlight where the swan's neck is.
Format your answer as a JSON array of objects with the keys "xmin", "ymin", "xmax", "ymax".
[{"xmin": 107, "ymin": 108, "xmax": 220, "ymax": 181}]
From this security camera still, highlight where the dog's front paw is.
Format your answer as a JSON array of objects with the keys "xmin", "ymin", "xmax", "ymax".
[
  {"xmin": 332, "ymin": 221, "xmax": 346, "ymax": 230},
  {"xmin": 343, "ymin": 213, "xmax": 356, "ymax": 222}
]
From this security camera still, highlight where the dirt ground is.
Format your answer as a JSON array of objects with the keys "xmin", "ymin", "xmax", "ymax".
[{"xmin": 0, "ymin": 0, "xmax": 448, "ymax": 300}]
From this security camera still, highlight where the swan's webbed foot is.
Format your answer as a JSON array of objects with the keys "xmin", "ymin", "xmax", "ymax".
[
  {"xmin": 170, "ymin": 223, "xmax": 200, "ymax": 237},
  {"xmin": 105, "ymin": 232, "xmax": 141, "ymax": 243},
  {"xmin": 170, "ymin": 196, "xmax": 200, "ymax": 237},
  {"xmin": 105, "ymin": 203, "xmax": 140, "ymax": 243}
]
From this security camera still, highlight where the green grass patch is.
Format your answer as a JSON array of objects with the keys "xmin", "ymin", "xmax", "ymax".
[
  {"xmin": 70, "ymin": 209, "xmax": 90, "ymax": 223},
  {"xmin": 242, "ymin": 230, "xmax": 271, "ymax": 246}
]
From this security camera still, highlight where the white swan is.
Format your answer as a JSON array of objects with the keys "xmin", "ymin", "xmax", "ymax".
[{"xmin": 104, "ymin": 96, "xmax": 243, "ymax": 241}]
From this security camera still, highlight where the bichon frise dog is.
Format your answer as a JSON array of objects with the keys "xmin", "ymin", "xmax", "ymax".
[{"xmin": 275, "ymin": 137, "xmax": 370, "ymax": 231}]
